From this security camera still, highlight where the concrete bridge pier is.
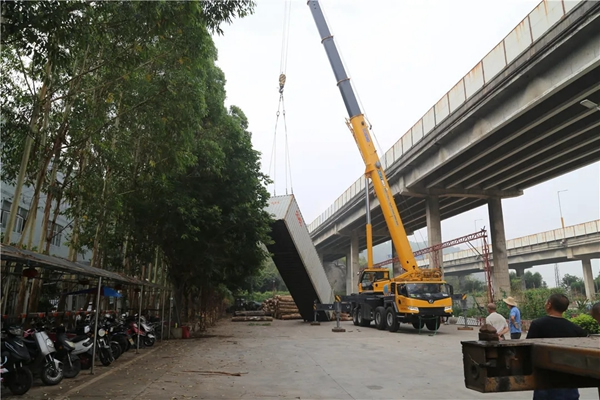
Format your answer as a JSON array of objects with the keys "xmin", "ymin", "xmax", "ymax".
[
  {"xmin": 514, "ymin": 266, "xmax": 527, "ymax": 292},
  {"xmin": 346, "ymin": 230, "xmax": 359, "ymax": 295},
  {"xmin": 581, "ymin": 258, "xmax": 596, "ymax": 301},
  {"xmin": 426, "ymin": 196, "xmax": 442, "ymax": 276},
  {"xmin": 488, "ymin": 197, "xmax": 511, "ymax": 297}
]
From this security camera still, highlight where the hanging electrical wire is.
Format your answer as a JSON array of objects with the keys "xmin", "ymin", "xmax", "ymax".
[{"xmin": 268, "ymin": 0, "xmax": 293, "ymax": 196}]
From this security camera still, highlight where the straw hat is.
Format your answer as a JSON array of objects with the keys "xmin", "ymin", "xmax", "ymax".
[{"xmin": 503, "ymin": 296, "xmax": 518, "ymax": 307}]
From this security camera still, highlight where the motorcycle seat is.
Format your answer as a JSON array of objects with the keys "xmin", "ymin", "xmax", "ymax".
[
  {"xmin": 56, "ymin": 335, "xmax": 76, "ymax": 351},
  {"xmin": 70, "ymin": 335, "xmax": 90, "ymax": 343}
]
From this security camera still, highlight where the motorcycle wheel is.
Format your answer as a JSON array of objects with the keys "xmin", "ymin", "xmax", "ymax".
[
  {"xmin": 110, "ymin": 342, "xmax": 122, "ymax": 360},
  {"xmin": 99, "ymin": 349, "xmax": 112, "ymax": 366},
  {"xmin": 40, "ymin": 361, "xmax": 64, "ymax": 386},
  {"xmin": 6, "ymin": 367, "xmax": 33, "ymax": 395},
  {"xmin": 143, "ymin": 336, "xmax": 155, "ymax": 347},
  {"xmin": 114, "ymin": 336, "xmax": 129, "ymax": 353},
  {"xmin": 63, "ymin": 355, "xmax": 81, "ymax": 378}
]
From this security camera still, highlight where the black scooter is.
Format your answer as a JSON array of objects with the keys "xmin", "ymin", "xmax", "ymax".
[{"xmin": 1, "ymin": 325, "xmax": 33, "ymax": 395}]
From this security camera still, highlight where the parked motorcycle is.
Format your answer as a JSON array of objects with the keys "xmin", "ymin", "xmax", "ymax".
[
  {"xmin": 51, "ymin": 326, "xmax": 87, "ymax": 378},
  {"xmin": 1, "ymin": 326, "xmax": 33, "ymax": 395},
  {"xmin": 23, "ymin": 327, "xmax": 63, "ymax": 385},
  {"xmin": 139, "ymin": 316, "xmax": 156, "ymax": 347}
]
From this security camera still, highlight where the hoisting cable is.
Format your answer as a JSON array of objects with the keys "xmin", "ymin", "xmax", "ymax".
[{"xmin": 268, "ymin": 0, "xmax": 293, "ymax": 196}]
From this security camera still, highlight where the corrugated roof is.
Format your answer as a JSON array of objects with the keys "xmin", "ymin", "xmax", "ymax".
[{"xmin": 0, "ymin": 244, "xmax": 162, "ymax": 288}]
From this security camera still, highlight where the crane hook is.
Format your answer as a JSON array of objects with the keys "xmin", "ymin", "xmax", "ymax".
[{"xmin": 279, "ymin": 73, "xmax": 286, "ymax": 94}]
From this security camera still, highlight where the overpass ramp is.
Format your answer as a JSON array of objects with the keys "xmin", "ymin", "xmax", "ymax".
[{"xmin": 265, "ymin": 195, "xmax": 334, "ymax": 321}]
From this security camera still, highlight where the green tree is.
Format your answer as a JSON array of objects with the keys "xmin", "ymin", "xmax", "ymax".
[
  {"xmin": 1, "ymin": 0, "xmax": 268, "ymax": 320},
  {"xmin": 524, "ymin": 271, "xmax": 546, "ymax": 289},
  {"xmin": 461, "ymin": 277, "xmax": 484, "ymax": 293},
  {"xmin": 561, "ymin": 274, "xmax": 585, "ymax": 295}
]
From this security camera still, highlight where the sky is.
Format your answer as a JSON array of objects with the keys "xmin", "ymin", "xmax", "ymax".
[{"xmin": 212, "ymin": 0, "xmax": 600, "ymax": 288}]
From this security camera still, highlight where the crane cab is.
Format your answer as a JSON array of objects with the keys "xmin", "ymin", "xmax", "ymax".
[{"xmin": 357, "ymin": 268, "xmax": 390, "ymax": 293}]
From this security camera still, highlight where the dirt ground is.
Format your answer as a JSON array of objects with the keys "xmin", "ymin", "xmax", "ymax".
[{"xmin": 4, "ymin": 319, "xmax": 599, "ymax": 400}]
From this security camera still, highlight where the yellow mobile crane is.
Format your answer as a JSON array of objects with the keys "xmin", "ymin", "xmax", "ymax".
[{"xmin": 308, "ymin": 1, "xmax": 453, "ymax": 332}]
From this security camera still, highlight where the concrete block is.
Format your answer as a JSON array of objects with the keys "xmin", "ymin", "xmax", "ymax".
[
  {"xmin": 584, "ymin": 221, "xmax": 598, "ymax": 234},
  {"xmin": 448, "ymin": 80, "xmax": 466, "ymax": 112},
  {"xmin": 529, "ymin": 0, "xmax": 564, "ymax": 42},
  {"xmin": 401, "ymin": 131, "xmax": 413, "ymax": 154},
  {"xmin": 435, "ymin": 95, "xmax": 450, "ymax": 125},
  {"xmin": 564, "ymin": 226, "xmax": 575, "ymax": 238},
  {"xmin": 412, "ymin": 120, "xmax": 424, "ymax": 144},
  {"xmin": 574, "ymin": 223, "xmax": 586, "ymax": 237},
  {"xmin": 482, "ymin": 41, "xmax": 507, "ymax": 84},
  {"xmin": 464, "ymin": 62, "xmax": 484, "ymax": 99},
  {"xmin": 504, "ymin": 18, "xmax": 533, "ymax": 64},
  {"xmin": 385, "ymin": 147, "xmax": 394, "ymax": 169},
  {"xmin": 423, "ymin": 107, "xmax": 436, "ymax": 135},
  {"xmin": 563, "ymin": 0, "xmax": 583, "ymax": 13},
  {"xmin": 393, "ymin": 138, "xmax": 403, "ymax": 160}
]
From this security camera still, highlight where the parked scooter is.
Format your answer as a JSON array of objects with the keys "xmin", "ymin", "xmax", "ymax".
[
  {"xmin": 139, "ymin": 316, "xmax": 156, "ymax": 347},
  {"xmin": 23, "ymin": 327, "xmax": 63, "ymax": 385},
  {"xmin": 51, "ymin": 326, "xmax": 90, "ymax": 378},
  {"xmin": 1, "ymin": 325, "xmax": 33, "ymax": 395}
]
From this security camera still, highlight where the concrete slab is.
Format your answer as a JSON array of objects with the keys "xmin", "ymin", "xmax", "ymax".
[{"xmin": 6, "ymin": 320, "xmax": 599, "ymax": 399}]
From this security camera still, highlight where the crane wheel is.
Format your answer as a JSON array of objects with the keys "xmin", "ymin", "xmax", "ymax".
[
  {"xmin": 412, "ymin": 319, "xmax": 425, "ymax": 330},
  {"xmin": 352, "ymin": 307, "xmax": 359, "ymax": 326},
  {"xmin": 374, "ymin": 307, "xmax": 386, "ymax": 330},
  {"xmin": 425, "ymin": 317, "xmax": 440, "ymax": 331},
  {"xmin": 386, "ymin": 307, "xmax": 399, "ymax": 332}
]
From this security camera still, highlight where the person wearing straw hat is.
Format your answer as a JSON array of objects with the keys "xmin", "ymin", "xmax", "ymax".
[{"xmin": 503, "ymin": 296, "xmax": 521, "ymax": 339}]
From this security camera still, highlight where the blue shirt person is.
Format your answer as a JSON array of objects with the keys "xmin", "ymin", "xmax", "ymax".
[{"xmin": 503, "ymin": 296, "xmax": 521, "ymax": 339}]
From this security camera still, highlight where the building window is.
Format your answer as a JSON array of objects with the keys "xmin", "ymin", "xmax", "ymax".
[
  {"xmin": 47, "ymin": 223, "xmax": 63, "ymax": 247},
  {"xmin": 1, "ymin": 200, "xmax": 11, "ymax": 228},
  {"xmin": 1, "ymin": 200, "xmax": 28, "ymax": 233}
]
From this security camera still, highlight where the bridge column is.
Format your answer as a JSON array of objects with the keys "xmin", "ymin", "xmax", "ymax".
[
  {"xmin": 514, "ymin": 267, "xmax": 527, "ymax": 291},
  {"xmin": 426, "ymin": 196, "xmax": 442, "ymax": 276},
  {"xmin": 317, "ymin": 251, "xmax": 324, "ymax": 266},
  {"xmin": 345, "ymin": 230, "xmax": 359, "ymax": 295},
  {"xmin": 581, "ymin": 258, "xmax": 596, "ymax": 301},
  {"xmin": 488, "ymin": 197, "xmax": 511, "ymax": 296}
]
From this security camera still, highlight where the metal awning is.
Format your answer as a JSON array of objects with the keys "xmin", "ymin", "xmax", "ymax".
[{"xmin": 0, "ymin": 244, "xmax": 163, "ymax": 288}]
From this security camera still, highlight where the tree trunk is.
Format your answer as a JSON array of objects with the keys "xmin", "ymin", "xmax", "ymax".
[
  {"xmin": 38, "ymin": 135, "xmax": 62, "ymax": 253},
  {"xmin": 3, "ymin": 58, "xmax": 54, "ymax": 246},
  {"xmin": 68, "ymin": 139, "xmax": 90, "ymax": 262},
  {"xmin": 45, "ymin": 164, "xmax": 71, "ymax": 254}
]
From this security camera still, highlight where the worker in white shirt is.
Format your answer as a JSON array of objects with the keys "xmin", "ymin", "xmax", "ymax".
[{"xmin": 485, "ymin": 303, "xmax": 509, "ymax": 340}]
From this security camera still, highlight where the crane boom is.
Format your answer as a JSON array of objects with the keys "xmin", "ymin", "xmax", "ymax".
[{"xmin": 307, "ymin": 0, "xmax": 417, "ymax": 273}]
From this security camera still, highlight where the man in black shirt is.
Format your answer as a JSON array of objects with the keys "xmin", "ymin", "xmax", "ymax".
[
  {"xmin": 591, "ymin": 302, "xmax": 600, "ymax": 324},
  {"xmin": 526, "ymin": 294, "xmax": 587, "ymax": 400}
]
